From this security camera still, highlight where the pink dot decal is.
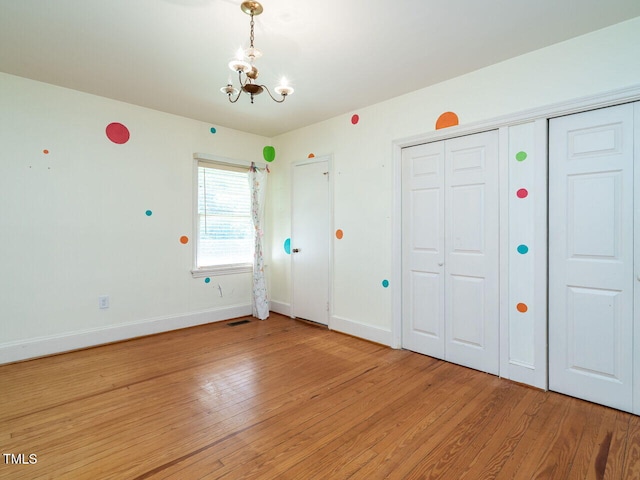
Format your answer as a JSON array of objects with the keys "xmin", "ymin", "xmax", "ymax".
[
  {"xmin": 516, "ymin": 188, "xmax": 528, "ymax": 199},
  {"xmin": 351, "ymin": 114, "xmax": 359, "ymax": 125},
  {"xmin": 106, "ymin": 122, "xmax": 130, "ymax": 144}
]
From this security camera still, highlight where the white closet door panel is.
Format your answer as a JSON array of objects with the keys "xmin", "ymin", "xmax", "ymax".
[
  {"xmin": 549, "ymin": 103, "xmax": 634, "ymax": 413},
  {"xmin": 445, "ymin": 131, "xmax": 500, "ymax": 375},
  {"xmin": 402, "ymin": 142, "xmax": 446, "ymax": 358}
]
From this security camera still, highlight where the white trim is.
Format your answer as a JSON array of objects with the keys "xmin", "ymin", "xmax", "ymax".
[
  {"xmin": 0, "ymin": 304, "xmax": 252, "ymax": 365},
  {"xmin": 269, "ymin": 300, "xmax": 292, "ymax": 317},
  {"xmin": 191, "ymin": 264, "xmax": 252, "ymax": 277},
  {"xmin": 498, "ymin": 126, "xmax": 510, "ymax": 380},
  {"xmin": 330, "ymin": 315, "xmax": 393, "ymax": 346},
  {"xmin": 193, "ymin": 152, "xmax": 267, "ymax": 170}
]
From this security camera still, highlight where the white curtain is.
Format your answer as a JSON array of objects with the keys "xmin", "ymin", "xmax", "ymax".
[{"xmin": 249, "ymin": 162, "xmax": 269, "ymax": 320}]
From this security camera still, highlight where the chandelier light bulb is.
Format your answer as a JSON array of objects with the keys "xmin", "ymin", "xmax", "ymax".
[{"xmin": 274, "ymin": 77, "xmax": 294, "ymax": 96}]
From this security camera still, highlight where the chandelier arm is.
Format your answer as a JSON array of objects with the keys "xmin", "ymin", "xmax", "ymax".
[
  {"xmin": 261, "ymin": 85, "xmax": 287, "ymax": 103},
  {"xmin": 227, "ymin": 89, "xmax": 243, "ymax": 103}
]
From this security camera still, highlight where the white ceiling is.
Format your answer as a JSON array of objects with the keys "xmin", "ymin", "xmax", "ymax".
[{"xmin": 2, "ymin": 0, "xmax": 640, "ymax": 137}]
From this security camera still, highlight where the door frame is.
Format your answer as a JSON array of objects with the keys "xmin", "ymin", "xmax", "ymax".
[
  {"xmin": 391, "ymin": 84, "xmax": 640, "ymax": 387},
  {"xmin": 290, "ymin": 154, "xmax": 334, "ymax": 327}
]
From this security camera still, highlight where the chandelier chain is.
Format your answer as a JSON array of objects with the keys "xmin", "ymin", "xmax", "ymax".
[{"xmin": 249, "ymin": 15, "xmax": 255, "ymax": 49}]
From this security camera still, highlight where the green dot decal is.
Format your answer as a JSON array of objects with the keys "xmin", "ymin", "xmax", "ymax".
[
  {"xmin": 517, "ymin": 244, "xmax": 529, "ymax": 254},
  {"xmin": 263, "ymin": 146, "xmax": 276, "ymax": 162},
  {"xmin": 204, "ymin": 277, "xmax": 211, "ymax": 283},
  {"xmin": 382, "ymin": 279, "xmax": 389, "ymax": 288},
  {"xmin": 515, "ymin": 151, "xmax": 528, "ymax": 162},
  {"xmin": 145, "ymin": 210, "xmax": 152, "ymax": 216}
]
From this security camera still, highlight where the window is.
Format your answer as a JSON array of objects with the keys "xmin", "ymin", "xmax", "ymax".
[{"xmin": 193, "ymin": 160, "xmax": 253, "ymax": 276}]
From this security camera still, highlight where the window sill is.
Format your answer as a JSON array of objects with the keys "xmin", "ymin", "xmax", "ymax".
[{"xmin": 191, "ymin": 264, "xmax": 252, "ymax": 277}]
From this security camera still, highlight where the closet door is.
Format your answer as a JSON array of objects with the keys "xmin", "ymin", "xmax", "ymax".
[
  {"xmin": 444, "ymin": 131, "xmax": 500, "ymax": 375},
  {"xmin": 402, "ymin": 130, "xmax": 499, "ymax": 374},
  {"xmin": 401, "ymin": 141, "xmax": 446, "ymax": 358},
  {"xmin": 549, "ymin": 103, "xmax": 635, "ymax": 413}
]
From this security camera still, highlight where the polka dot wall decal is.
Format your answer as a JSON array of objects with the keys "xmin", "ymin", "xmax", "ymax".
[
  {"xmin": 382, "ymin": 279, "xmax": 389, "ymax": 288},
  {"xmin": 43, "ymin": 149, "xmax": 49, "ymax": 154},
  {"xmin": 516, "ymin": 188, "xmax": 529, "ymax": 199},
  {"xmin": 335, "ymin": 229, "xmax": 344, "ymax": 240},
  {"xmin": 517, "ymin": 244, "xmax": 529, "ymax": 254},
  {"xmin": 351, "ymin": 114, "xmax": 359, "ymax": 125},
  {"xmin": 516, "ymin": 303, "xmax": 528, "ymax": 313},
  {"xmin": 105, "ymin": 122, "xmax": 130, "ymax": 144},
  {"xmin": 515, "ymin": 151, "xmax": 528, "ymax": 162},
  {"xmin": 436, "ymin": 111, "xmax": 459, "ymax": 130},
  {"xmin": 284, "ymin": 238, "xmax": 291, "ymax": 255},
  {"xmin": 210, "ymin": 127, "xmax": 217, "ymax": 134},
  {"xmin": 179, "ymin": 235, "xmax": 189, "ymax": 244},
  {"xmin": 308, "ymin": 153, "xmax": 315, "ymax": 158},
  {"xmin": 263, "ymin": 146, "xmax": 276, "ymax": 162},
  {"xmin": 145, "ymin": 210, "xmax": 153, "ymax": 216},
  {"xmin": 204, "ymin": 277, "xmax": 211, "ymax": 283}
]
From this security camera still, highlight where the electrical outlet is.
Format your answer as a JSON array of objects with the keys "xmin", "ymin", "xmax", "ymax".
[{"xmin": 98, "ymin": 295, "xmax": 110, "ymax": 309}]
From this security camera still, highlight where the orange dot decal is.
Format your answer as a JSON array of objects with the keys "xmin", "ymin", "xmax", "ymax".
[
  {"xmin": 179, "ymin": 236, "xmax": 189, "ymax": 244},
  {"xmin": 516, "ymin": 303, "xmax": 528, "ymax": 313},
  {"xmin": 435, "ymin": 111, "xmax": 459, "ymax": 130},
  {"xmin": 308, "ymin": 153, "xmax": 315, "ymax": 158},
  {"xmin": 335, "ymin": 229, "xmax": 344, "ymax": 240},
  {"xmin": 43, "ymin": 149, "xmax": 49, "ymax": 154}
]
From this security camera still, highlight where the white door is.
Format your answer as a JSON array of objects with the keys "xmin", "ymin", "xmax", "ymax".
[
  {"xmin": 402, "ymin": 130, "xmax": 500, "ymax": 374},
  {"xmin": 549, "ymin": 103, "xmax": 636, "ymax": 413},
  {"xmin": 291, "ymin": 158, "xmax": 330, "ymax": 325}
]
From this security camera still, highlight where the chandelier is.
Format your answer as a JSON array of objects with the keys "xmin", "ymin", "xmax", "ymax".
[{"xmin": 220, "ymin": 1, "xmax": 294, "ymax": 104}]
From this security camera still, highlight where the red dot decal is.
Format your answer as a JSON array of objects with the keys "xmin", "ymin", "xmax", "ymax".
[
  {"xmin": 106, "ymin": 122, "xmax": 130, "ymax": 144},
  {"xmin": 336, "ymin": 229, "xmax": 344, "ymax": 240},
  {"xmin": 516, "ymin": 188, "xmax": 529, "ymax": 199},
  {"xmin": 179, "ymin": 236, "xmax": 189, "ymax": 244},
  {"xmin": 351, "ymin": 114, "xmax": 359, "ymax": 125},
  {"xmin": 516, "ymin": 303, "xmax": 528, "ymax": 313},
  {"xmin": 436, "ymin": 112, "xmax": 459, "ymax": 130}
]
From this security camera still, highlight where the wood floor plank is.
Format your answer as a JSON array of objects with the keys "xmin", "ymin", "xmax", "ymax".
[{"xmin": 1, "ymin": 313, "xmax": 639, "ymax": 480}]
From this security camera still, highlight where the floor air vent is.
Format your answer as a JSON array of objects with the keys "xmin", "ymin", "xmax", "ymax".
[{"xmin": 227, "ymin": 319, "xmax": 251, "ymax": 327}]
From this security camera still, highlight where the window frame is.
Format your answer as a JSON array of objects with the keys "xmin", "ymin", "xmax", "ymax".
[{"xmin": 191, "ymin": 153, "xmax": 261, "ymax": 277}]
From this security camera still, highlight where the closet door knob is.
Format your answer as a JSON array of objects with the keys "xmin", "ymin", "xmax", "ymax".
[
  {"xmin": 292, "ymin": 248, "xmax": 300, "ymax": 253},
  {"xmin": 438, "ymin": 261, "xmax": 444, "ymax": 266}
]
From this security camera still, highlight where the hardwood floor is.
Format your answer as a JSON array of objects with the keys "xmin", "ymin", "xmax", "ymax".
[{"xmin": 1, "ymin": 313, "xmax": 639, "ymax": 479}]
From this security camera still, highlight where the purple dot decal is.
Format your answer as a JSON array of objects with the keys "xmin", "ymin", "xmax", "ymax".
[
  {"xmin": 106, "ymin": 122, "xmax": 130, "ymax": 144},
  {"xmin": 517, "ymin": 244, "xmax": 529, "ymax": 254},
  {"xmin": 382, "ymin": 279, "xmax": 389, "ymax": 288},
  {"xmin": 351, "ymin": 114, "xmax": 359, "ymax": 125},
  {"xmin": 145, "ymin": 210, "xmax": 152, "ymax": 216},
  {"xmin": 515, "ymin": 151, "xmax": 527, "ymax": 162},
  {"xmin": 516, "ymin": 188, "xmax": 528, "ymax": 199}
]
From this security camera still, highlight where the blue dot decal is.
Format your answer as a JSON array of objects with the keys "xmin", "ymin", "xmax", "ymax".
[
  {"xmin": 517, "ymin": 244, "xmax": 529, "ymax": 254},
  {"xmin": 284, "ymin": 238, "xmax": 291, "ymax": 255},
  {"xmin": 145, "ymin": 210, "xmax": 153, "ymax": 216},
  {"xmin": 382, "ymin": 279, "xmax": 389, "ymax": 288},
  {"xmin": 204, "ymin": 277, "xmax": 211, "ymax": 283}
]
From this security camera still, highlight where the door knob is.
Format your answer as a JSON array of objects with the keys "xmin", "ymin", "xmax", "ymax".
[
  {"xmin": 438, "ymin": 261, "xmax": 444, "ymax": 266},
  {"xmin": 292, "ymin": 248, "xmax": 300, "ymax": 253}
]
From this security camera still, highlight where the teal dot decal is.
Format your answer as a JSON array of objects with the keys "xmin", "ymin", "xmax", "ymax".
[
  {"xmin": 204, "ymin": 277, "xmax": 211, "ymax": 283},
  {"xmin": 382, "ymin": 279, "xmax": 389, "ymax": 288},
  {"xmin": 263, "ymin": 146, "xmax": 276, "ymax": 162},
  {"xmin": 517, "ymin": 244, "xmax": 529, "ymax": 254},
  {"xmin": 210, "ymin": 127, "xmax": 217, "ymax": 134},
  {"xmin": 284, "ymin": 238, "xmax": 291, "ymax": 255},
  {"xmin": 515, "ymin": 151, "xmax": 528, "ymax": 162},
  {"xmin": 145, "ymin": 210, "xmax": 153, "ymax": 216}
]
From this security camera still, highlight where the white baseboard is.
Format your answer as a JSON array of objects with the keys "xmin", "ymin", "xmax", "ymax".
[
  {"xmin": 330, "ymin": 315, "xmax": 393, "ymax": 347},
  {"xmin": 0, "ymin": 304, "xmax": 252, "ymax": 365},
  {"xmin": 269, "ymin": 300, "xmax": 292, "ymax": 317}
]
